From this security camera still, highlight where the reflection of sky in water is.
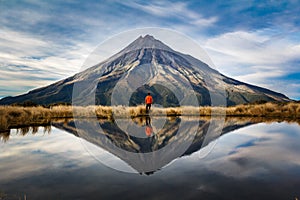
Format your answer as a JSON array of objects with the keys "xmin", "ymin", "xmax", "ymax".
[
  {"xmin": 1, "ymin": 122, "xmax": 300, "ymax": 199},
  {"xmin": 0, "ymin": 127, "xmax": 98, "ymax": 182},
  {"xmin": 186, "ymin": 122, "xmax": 300, "ymax": 177}
]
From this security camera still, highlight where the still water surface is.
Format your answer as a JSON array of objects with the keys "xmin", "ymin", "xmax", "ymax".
[{"xmin": 1, "ymin": 117, "xmax": 300, "ymax": 200}]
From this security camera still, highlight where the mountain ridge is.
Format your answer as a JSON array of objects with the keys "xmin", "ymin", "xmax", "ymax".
[{"xmin": 0, "ymin": 35, "xmax": 290, "ymax": 106}]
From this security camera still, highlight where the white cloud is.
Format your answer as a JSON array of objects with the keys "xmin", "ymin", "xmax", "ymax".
[
  {"xmin": 120, "ymin": 0, "xmax": 218, "ymax": 27},
  {"xmin": 234, "ymin": 69, "xmax": 284, "ymax": 85},
  {"xmin": 205, "ymin": 31, "xmax": 300, "ymax": 67},
  {"xmin": 0, "ymin": 5, "xmax": 51, "ymax": 27},
  {"xmin": 204, "ymin": 30, "xmax": 300, "ymax": 98},
  {"xmin": 0, "ymin": 28, "xmax": 95, "ymax": 96}
]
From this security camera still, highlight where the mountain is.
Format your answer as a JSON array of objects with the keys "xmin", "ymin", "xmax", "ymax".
[{"xmin": 0, "ymin": 35, "xmax": 289, "ymax": 106}]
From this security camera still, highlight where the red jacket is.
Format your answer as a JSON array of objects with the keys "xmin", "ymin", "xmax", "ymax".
[{"xmin": 145, "ymin": 95, "xmax": 153, "ymax": 104}]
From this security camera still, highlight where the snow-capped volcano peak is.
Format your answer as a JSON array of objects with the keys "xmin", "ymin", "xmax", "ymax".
[
  {"xmin": 121, "ymin": 34, "xmax": 174, "ymax": 53},
  {"xmin": 0, "ymin": 35, "xmax": 290, "ymax": 106}
]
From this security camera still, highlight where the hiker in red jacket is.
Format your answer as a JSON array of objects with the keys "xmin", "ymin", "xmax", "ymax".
[{"xmin": 145, "ymin": 92, "xmax": 153, "ymax": 113}]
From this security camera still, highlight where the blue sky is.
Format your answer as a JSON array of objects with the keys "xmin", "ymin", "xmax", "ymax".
[{"xmin": 0, "ymin": 0, "xmax": 300, "ymax": 99}]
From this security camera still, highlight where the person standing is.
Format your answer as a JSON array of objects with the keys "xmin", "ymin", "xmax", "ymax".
[{"xmin": 145, "ymin": 92, "xmax": 153, "ymax": 114}]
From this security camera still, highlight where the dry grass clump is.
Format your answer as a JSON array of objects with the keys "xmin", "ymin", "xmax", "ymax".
[
  {"xmin": 128, "ymin": 106, "xmax": 193, "ymax": 117},
  {"xmin": 129, "ymin": 105, "xmax": 180, "ymax": 117},
  {"xmin": 165, "ymin": 107, "xmax": 181, "ymax": 116},
  {"xmin": 0, "ymin": 105, "xmax": 73, "ymax": 132},
  {"xmin": 199, "ymin": 106, "xmax": 212, "ymax": 116},
  {"xmin": 0, "ymin": 114, "xmax": 8, "ymax": 131},
  {"xmin": 73, "ymin": 105, "xmax": 111, "ymax": 118},
  {"xmin": 150, "ymin": 107, "xmax": 166, "ymax": 116},
  {"xmin": 127, "ymin": 106, "xmax": 206, "ymax": 117},
  {"xmin": 225, "ymin": 102, "xmax": 300, "ymax": 117},
  {"xmin": 50, "ymin": 105, "xmax": 73, "ymax": 117},
  {"xmin": 129, "ymin": 105, "xmax": 145, "ymax": 117},
  {"xmin": 0, "ymin": 102, "xmax": 299, "ymax": 132},
  {"xmin": 0, "ymin": 106, "xmax": 52, "ymax": 131}
]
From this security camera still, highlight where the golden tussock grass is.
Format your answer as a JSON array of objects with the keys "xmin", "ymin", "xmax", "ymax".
[
  {"xmin": 224, "ymin": 102, "xmax": 300, "ymax": 117},
  {"xmin": 0, "ymin": 102, "xmax": 299, "ymax": 132}
]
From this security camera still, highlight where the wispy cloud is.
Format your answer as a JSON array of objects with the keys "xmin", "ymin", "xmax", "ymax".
[
  {"xmin": 0, "ymin": 28, "xmax": 94, "ymax": 96},
  {"xmin": 120, "ymin": 0, "xmax": 218, "ymax": 27},
  {"xmin": 204, "ymin": 30, "xmax": 300, "ymax": 98},
  {"xmin": 206, "ymin": 31, "xmax": 300, "ymax": 67}
]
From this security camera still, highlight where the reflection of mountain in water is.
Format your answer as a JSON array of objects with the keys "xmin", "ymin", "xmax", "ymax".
[{"xmin": 52, "ymin": 117, "xmax": 254, "ymax": 174}]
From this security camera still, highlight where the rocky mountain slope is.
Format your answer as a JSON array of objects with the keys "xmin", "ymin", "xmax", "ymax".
[{"xmin": 0, "ymin": 35, "xmax": 289, "ymax": 106}]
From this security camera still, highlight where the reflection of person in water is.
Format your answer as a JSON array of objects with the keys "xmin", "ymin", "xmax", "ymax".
[
  {"xmin": 145, "ymin": 116, "xmax": 153, "ymax": 137},
  {"xmin": 145, "ymin": 92, "xmax": 153, "ymax": 114}
]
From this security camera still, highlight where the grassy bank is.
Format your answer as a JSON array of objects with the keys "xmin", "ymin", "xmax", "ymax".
[{"xmin": 0, "ymin": 102, "xmax": 299, "ymax": 131}]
